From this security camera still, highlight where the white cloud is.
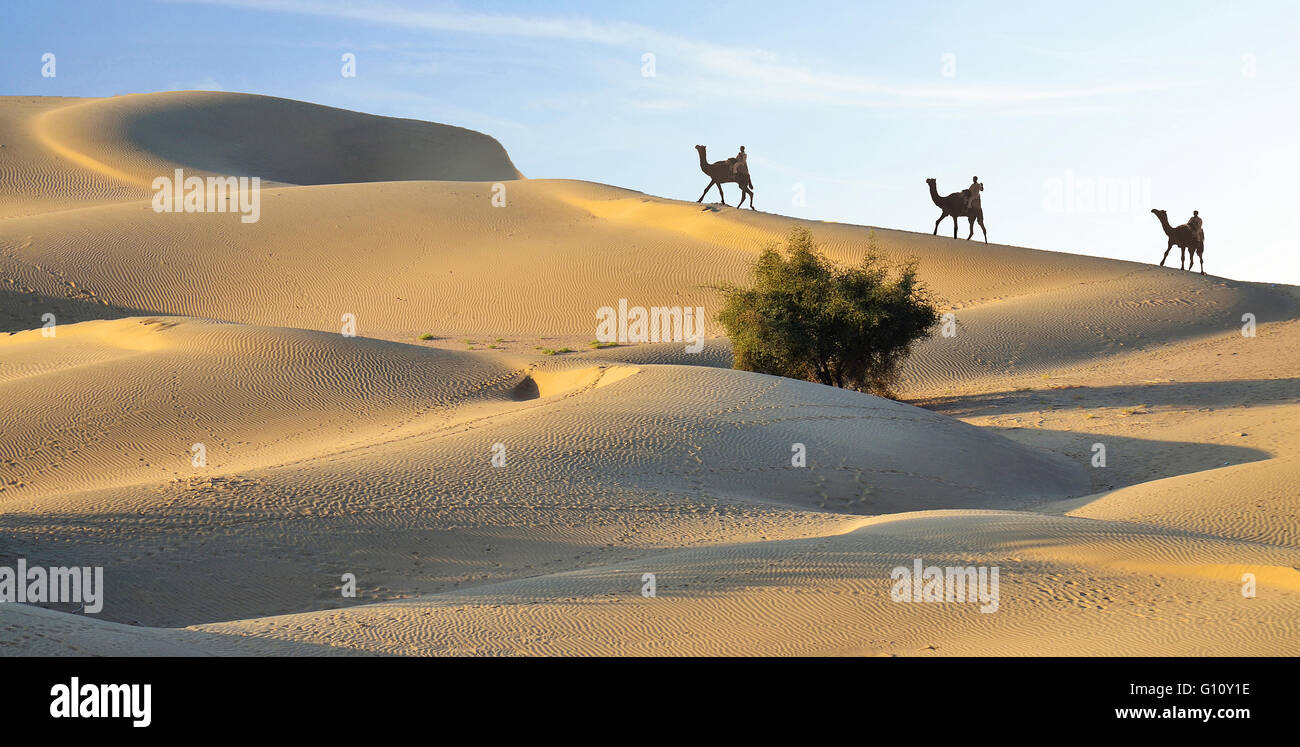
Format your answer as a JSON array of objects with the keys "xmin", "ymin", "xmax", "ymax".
[{"xmin": 172, "ymin": 0, "xmax": 1184, "ymax": 108}]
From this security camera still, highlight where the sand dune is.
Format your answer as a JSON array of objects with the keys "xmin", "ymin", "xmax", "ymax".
[
  {"xmin": 8, "ymin": 509, "xmax": 1298, "ymax": 657},
  {"xmin": 0, "ymin": 317, "xmax": 527, "ymax": 500},
  {"xmin": 2, "ymin": 316, "xmax": 1086, "ymax": 626},
  {"xmin": 0, "ymin": 97, "xmax": 149, "ymax": 218},
  {"xmin": 0, "ymin": 91, "xmax": 520, "ymax": 218},
  {"xmin": 1, "ymin": 92, "xmax": 1296, "ymax": 656},
  {"xmin": 179, "ymin": 510, "xmax": 1296, "ymax": 657},
  {"xmin": 2, "ymin": 177, "xmax": 1288, "ymax": 390}
]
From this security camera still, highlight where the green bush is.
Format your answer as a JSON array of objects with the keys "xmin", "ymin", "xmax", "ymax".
[{"xmin": 713, "ymin": 228, "xmax": 939, "ymax": 397}]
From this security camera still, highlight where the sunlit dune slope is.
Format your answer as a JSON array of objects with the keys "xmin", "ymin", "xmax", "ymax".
[
  {"xmin": 0, "ymin": 316, "xmax": 527, "ymax": 501},
  {"xmin": 0, "ymin": 177, "xmax": 1290, "ymax": 392}
]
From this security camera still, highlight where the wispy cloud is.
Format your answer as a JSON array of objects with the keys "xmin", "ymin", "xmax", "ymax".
[{"xmin": 171, "ymin": 0, "xmax": 1184, "ymax": 107}]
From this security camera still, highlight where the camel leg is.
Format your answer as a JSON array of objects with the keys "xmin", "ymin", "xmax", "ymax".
[
  {"xmin": 966, "ymin": 217, "xmax": 975, "ymax": 240},
  {"xmin": 977, "ymin": 215, "xmax": 988, "ymax": 244},
  {"xmin": 697, "ymin": 180, "xmax": 716, "ymax": 203},
  {"xmin": 952, "ymin": 216, "xmax": 958, "ymax": 239},
  {"xmin": 1198, "ymin": 249, "xmax": 1206, "ymax": 275},
  {"xmin": 714, "ymin": 182, "xmax": 728, "ymax": 206},
  {"xmin": 934, "ymin": 214, "xmax": 946, "ymax": 235},
  {"xmin": 1159, "ymin": 241, "xmax": 1173, "ymax": 267},
  {"xmin": 736, "ymin": 185, "xmax": 749, "ymax": 209},
  {"xmin": 1180, "ymin": 246, "xmax": 1186, "ymax": 270}
]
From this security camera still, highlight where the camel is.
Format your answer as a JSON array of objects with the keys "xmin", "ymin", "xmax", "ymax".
[
  {"xmin": 695, "ymin": 145, "xmax": 755, "ymax": 210},
  {"xmin": 1151, "ymin": 209, "xmax": 1205, "ymax": 275},
  {"xmin": 926, "ymin": 178, "xmax": 987, "ymax": 242}
]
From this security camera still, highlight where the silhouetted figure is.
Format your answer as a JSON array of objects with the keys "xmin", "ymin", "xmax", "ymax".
[
  {"xmin": 926, "ymin": 177, "xmax": 987, "ymax": 242},
  {"xmin": 1188, "ymin": 210, "xmax": 1204, "ymax": 250},
  {"xmin": 964, "ymin": 176, "xmax": 983, "ymax": 211},
  {"xmin": 1152, "ymin": 209, "xmax": 1205, "ymax": 275},
  {"xmin": 695, "ymin": 144, "xmax": 756, "ymax": 210},
  {"xmin": 727, "ymin": 146, "xmax": 749, "ymax": 178}
]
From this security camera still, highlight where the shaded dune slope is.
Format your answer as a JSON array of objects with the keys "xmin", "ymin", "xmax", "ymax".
[{"xmin": 0, "ymin": 91, "xmax": 520, "ymax": 218}]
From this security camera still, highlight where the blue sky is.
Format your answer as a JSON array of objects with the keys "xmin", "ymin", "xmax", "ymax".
[{"xmin": 5, "ymin": 0, "xmax": 1299, "ymax": 284}]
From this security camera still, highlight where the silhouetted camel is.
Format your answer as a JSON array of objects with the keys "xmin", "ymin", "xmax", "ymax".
[
  {"xmin": 926, "ymin": 178, "xmax": 987, "ymax": 242},
  {"xmin": 1151, "ymin": 209, "xmax": 1205, "ymax": 275},
  {"xmin": 695, "ymin": 145, "xmax": 755, "ymax": 210}
]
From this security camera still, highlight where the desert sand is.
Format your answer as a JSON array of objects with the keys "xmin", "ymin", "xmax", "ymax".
[{"xmin": 1, "ymin": 92, "xmax": 1296, "ymax": 656}]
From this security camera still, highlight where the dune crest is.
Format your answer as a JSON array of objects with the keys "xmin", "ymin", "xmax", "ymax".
[{"xmin": 1, "ymin": 91, "xmax": 521, "ymax": 218}]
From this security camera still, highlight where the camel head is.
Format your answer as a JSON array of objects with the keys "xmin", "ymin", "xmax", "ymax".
[
  {"xmin": 925, "ymin": 178, "xmax": 936, "ymax": 186},
  {"xmin": 1151, "ymin": 208, "xmax": 1167, "ymax": 219},
  {"xmin": 694, "ymin": 144, "xmax": 706, "ymax": 152}
]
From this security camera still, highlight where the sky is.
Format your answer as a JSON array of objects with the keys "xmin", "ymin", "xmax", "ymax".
[{"xmin": 4, "ymin": 0, "xmax": 1299, "ymax": 284}]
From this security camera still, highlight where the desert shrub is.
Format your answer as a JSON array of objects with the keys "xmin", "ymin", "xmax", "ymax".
[{"xmin": 713, "ymin": 228, "xmax": 939, "ymax": 397}]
